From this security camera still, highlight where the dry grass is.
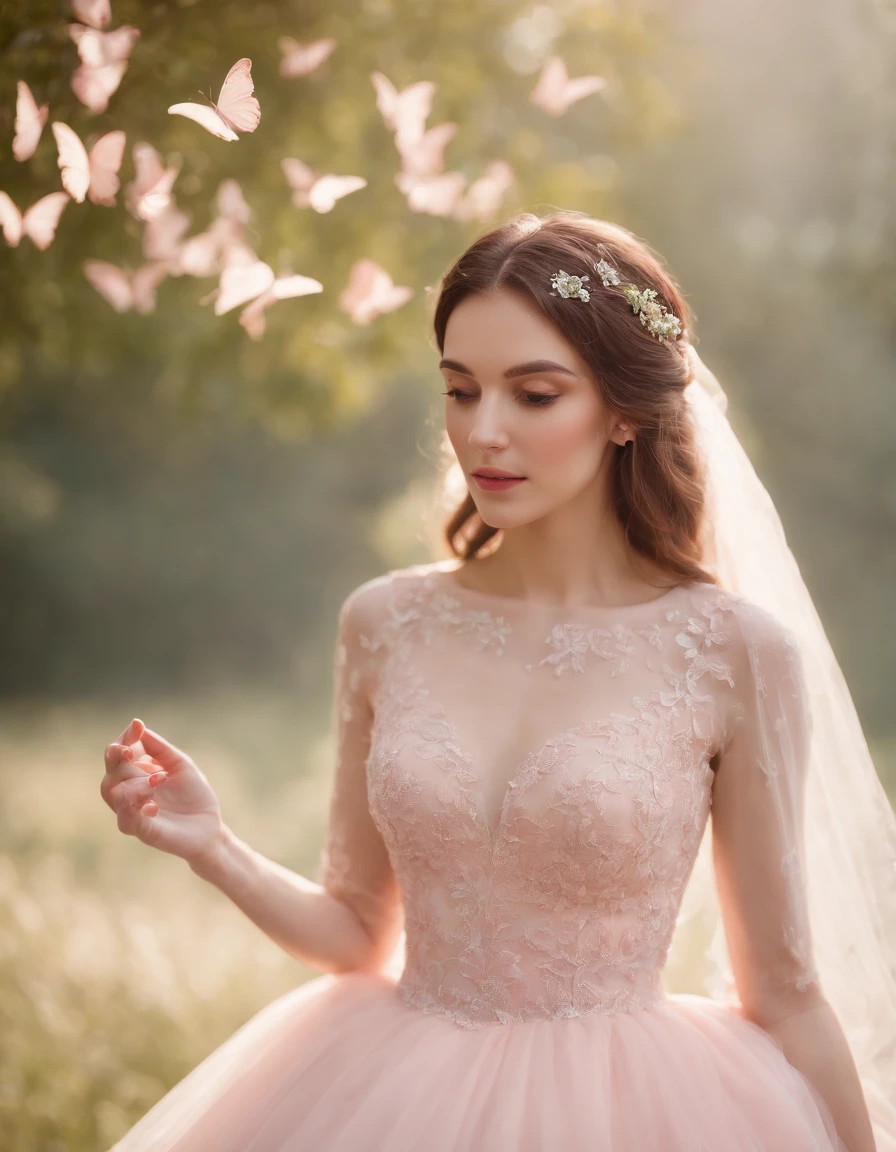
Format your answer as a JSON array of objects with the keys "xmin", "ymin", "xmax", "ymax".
[{"xmin": 0, "ymin": 689, "xmax": 335, "ymax": 1151}]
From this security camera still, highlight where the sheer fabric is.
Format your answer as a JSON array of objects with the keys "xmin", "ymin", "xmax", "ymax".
[
  {"xmin": 110, "ymin": 560, "xmax": 855, "ymax": 1151},
  {"xmin": 320, "ymin": 564, "xmax": 821, "ymax": 1030}
]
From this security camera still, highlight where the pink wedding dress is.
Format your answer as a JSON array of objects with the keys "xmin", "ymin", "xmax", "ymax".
[{"xmin": 111, "ymin": 560, "xmax": 847, "ymax": 1152}]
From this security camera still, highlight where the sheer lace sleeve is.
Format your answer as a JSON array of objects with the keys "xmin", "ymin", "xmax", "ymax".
[
  {"xmin": 317, "ymin": 582, "xmax": 403, "ymax": 973},
  {"xmin": 711, "ymin": 598, "xmax": 824, "ymax": 1025}
]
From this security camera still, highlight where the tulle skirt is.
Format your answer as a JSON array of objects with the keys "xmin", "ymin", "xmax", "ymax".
[{"xmin": 108, "ymin": 970, "xmax": 865, "ymax": 1152}]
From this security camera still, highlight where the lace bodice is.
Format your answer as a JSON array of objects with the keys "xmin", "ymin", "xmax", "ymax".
[{"xmin": 318, "ymin": 561, "xmax": 820, "ymax": 1031}]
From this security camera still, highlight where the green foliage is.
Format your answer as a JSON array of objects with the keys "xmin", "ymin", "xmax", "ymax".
[{"xmin": 0, "ymin": 0, "xmax": 682, "ymax": 698}]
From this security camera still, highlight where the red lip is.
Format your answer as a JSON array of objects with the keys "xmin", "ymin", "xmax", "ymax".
[{"xmin": 472, "ymin": 468, "xmax": 525, "ymax": 479}]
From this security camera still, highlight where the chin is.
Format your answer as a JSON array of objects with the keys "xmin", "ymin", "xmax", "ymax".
[{"xmin": 472, "ymin": 504, "xmax": 540, "ymax": 531}]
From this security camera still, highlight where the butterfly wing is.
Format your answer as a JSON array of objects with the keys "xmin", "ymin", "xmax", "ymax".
[
  {"xmin": 71, "ymin": 61, "xmax": 126, "ymax": 113},
  {"xmin": 396, "ymin": 121, "xmax": 457, "ymax": 179},
  {"xmin": 52, "ymin": 121, "xmax": 90, "ymax": 202},
  {"xmin": 340, "ymin": 258, "xmax": 412, "ymax": 325},
  {"xmin": 371, "ymin": 73, "xmax": 434, "ymax": 143},
  {"xmin": 215, "ymin": 179, "xmax": 251, "ymax": 224},
  {"xmin": 278, "ymin": 37, "xmax": 336, "ymax": 79},
  {"xmin": 98, "ymin": 26, "xmax": 140, "ymax": 64},
  {"xmin": 21, "ymin": 192, "xmax": 69, "ymax": 250},
  {"xmin": 13, "ymin": 81, "xmax": 48, "ymax": 162},
  {"xmin": 453, "ymin": 159, "xmax": 515, "ymax": 223},
  {"xmin": 308, "ymin": 175, "xmax": 367, "ymax": 214},
  {"xmin": 168, "ymin": 102, "xmax": 239, "ymax": 142},
  {"xmin": 87, "ymin": 129, "xmax": 126, "ymax": 206},
  {"xmin": 271, "ymin": 273, "xmax": 324, "ymax": 301},
  {"xmin": 281, "ymin": 157, "xmax": 315, "ymax": 207},
  {"xmin": 0, "ymin": 192, "xmax": 23, "ymax": 246},
  {"xmin": 82, "ymin": 260, "xmax": 134, "ymax": 311},
  {"xmin": 72, "ymin": 0, "xmax": 111, "ymax": 29},
  {"xmin": 238, "ymin": 295, "xmax": 271, "ymax": 340},
  {"xmin": 214, "ymin": 260, "xmax": 274, "ymax": 315},
  {"xmin": 131, "ymin": 263, "xmax": 169, "ymax": 314},
  {"xmin": 239, "ymin": 273, "xmax": 323, "ymax": 339},
  {"xmin": 397, "ymin": 170, "xmax": 467, "ymax": 217},
  {"xmin": 215, "ymin": 58, "xmax": 260, "ymax": 135},
  {"xmin": 142, "ymin": 207, "xmax": 190, "ymax": 263},
  {"xmin": 127, "ymin": 143, "xmax": 178, "ymax": 221},
  {"xmin": 530, "ymin": 56, "xmax": 605, "ymax": 116}
]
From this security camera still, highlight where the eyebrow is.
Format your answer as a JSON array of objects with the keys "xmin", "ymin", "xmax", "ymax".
[{"xmin": 438, "ymin": 357, "xmax": 579, "ymax": 380}]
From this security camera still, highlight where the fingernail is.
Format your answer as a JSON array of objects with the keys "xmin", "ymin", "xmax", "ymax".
[
  {"xmin": 149, "ymin": 772, "xmax": 166, "ymax": 787},
  {"xmin": 122, "ymin": 748, "xmax": 134, "ymax": 762}
]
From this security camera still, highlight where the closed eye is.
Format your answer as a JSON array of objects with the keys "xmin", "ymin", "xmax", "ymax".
[{"xmin": 442, "ymin": 389, "xmax": 558, "ymax": 408}]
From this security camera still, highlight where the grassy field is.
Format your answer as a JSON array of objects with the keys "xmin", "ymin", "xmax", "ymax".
[{"xmin": 0, "ymin": 689, "xmax": 336, "ymax": 1152}]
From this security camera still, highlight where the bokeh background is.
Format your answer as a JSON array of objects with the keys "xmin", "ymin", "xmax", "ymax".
[{"xmin": 2, "ymin": 0, "xmax": 896, "ymax": 1148}]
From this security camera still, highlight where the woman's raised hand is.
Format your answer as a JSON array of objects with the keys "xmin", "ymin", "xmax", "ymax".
[{"xmin": 101, "ymin": 718, "xmax": 225, "ymax": 866}]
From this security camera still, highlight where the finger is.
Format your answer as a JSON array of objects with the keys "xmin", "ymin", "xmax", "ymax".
[
  {"xmin": 104, "ymin": 741, "xmax": 135, "ymax": 773},
  {"xmin": 141, "ymin": 799, "xmax": 159, "ymax": 817},
  {"xmin": 139, "ymin": 726, "xmax": 190, "ymax": 774},
  {"xmin": 111, "ymin": 773, "xmax": 165, "ymax": 812},
  {"xmin": 116, "ymin": 717, "xmax": 145, "ymax": 745}
]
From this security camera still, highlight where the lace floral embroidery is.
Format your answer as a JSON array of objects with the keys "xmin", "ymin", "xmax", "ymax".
[{"xmin": 323, "ymin": 568, "xmax": 814, "ymax": 1032}]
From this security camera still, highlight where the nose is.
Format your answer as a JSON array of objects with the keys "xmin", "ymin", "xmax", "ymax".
[{"xmin": 467, "ymin": 394, "xmax": 510, "ymax": 450}]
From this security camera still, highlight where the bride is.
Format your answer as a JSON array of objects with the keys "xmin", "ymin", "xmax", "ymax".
[{"xmin": 100, "ymin": 211, "xmax": 896, "ymax": 1151}]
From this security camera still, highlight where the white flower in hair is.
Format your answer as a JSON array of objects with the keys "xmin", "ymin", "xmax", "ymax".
[
  {"xmin": 550, "ymin": 269, "xmax": 590, "ymax": 301},
  {"xmin": 621, "ymin": 284, "xmax": 682, "ymax": 342},
  {"xmin": 594, "ymin": 258, "xmax": 621, "ymax": 286}
]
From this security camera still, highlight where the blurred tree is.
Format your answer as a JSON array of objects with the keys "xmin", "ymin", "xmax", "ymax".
[{"xmin": 0, "ymin": 0, "xmax": 675, "ymax": 697}]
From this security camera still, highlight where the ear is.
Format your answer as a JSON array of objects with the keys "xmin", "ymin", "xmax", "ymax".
[{"xmin": 609, "ymin": 420, "xmax": 634, "ymax": 448}]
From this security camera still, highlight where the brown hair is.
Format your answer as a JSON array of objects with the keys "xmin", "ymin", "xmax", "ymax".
[{"xmin": 432, "ymin": 210, "xmax": 717, "ymax": 587}]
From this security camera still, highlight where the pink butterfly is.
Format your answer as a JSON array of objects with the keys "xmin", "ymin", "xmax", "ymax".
[
  {"xmin": 530, "ymin": 56, "xmax": 607, "ymax": 117},
  {"xmin": 168, "ymin": 58, "xmax": 260, "ymax": 142},
  {"xmin": 68, "ymin": 23, "xmax": 139, "ymax": 113},
  {"xmin": 395, "ymin": 170, "xmax": 467, "ymax": 217},
  {"xmin": 453, "ymin": 160, "xmax": 515, "ymax": 223},
  {"xmin": 52, "ymin": 122, "xmax": 125, "ymax": 205},
  {"xmin": 371, "ymin": 73, "xmax": 434, "ymax": 148},
  {"xmin": 339, "ymin": 259, "xmax": 413, "ymax": 325},
  {"xmin": 239, "ymin": 271, "xmax": 324, "ymax": 339},
  {"xmin": 71, "ymin": 0, "xmax": 111, "ymax": 29},
  {"xmin": 13, "ymin": 81, "xmax": 48, "ymax": 163},
  {"xmin": 215, "ymin": 178, "xmax": 252, "ymax": 225},
  {"xmin": 281, "ymin": 158, "xmax": 367, "ymax": 214},
  {"xmin": 70, "ymin": 60, "xmax": 128, "ymax": 113},
  {"xmin": 395, "ymin": 121, "xmax": 457, "ymax": 180},
  {"xmin": 69, "ymin": 23, "xmax": 140, "ymax": 67},
  {"xmin": 82, "ymin": 259, "xmax": 168, "ymax": 313},
  {"xmin": 125, "ymin": 142, "xmax": 179, "ymax": 221},
  {"xmin": 142, "ymin": 206, "xmax": 191, "ymax": 264},
  {"xmin": 0, "ymin": 191, "xmax": 69, "ymax": 250},
  {"xmin": 278, "ymin": 37, "xmax": 337, "ymax": 79}
]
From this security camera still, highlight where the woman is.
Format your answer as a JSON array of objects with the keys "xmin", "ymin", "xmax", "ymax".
[{"xmin": 101, "ymin": 211, "xmax": 896, "ymax": 1151}]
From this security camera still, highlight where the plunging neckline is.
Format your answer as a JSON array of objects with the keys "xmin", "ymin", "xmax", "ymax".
[{"xmin": 405, "ymin": 567, "xmax": 700, "ymax": 848}]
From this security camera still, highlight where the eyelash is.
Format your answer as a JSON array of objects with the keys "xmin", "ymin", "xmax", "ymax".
[{"xmin": 441, "ymin": 388, "xmax": 559, "ymax": 408}]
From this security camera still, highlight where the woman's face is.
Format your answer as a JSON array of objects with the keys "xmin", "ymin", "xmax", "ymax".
[{"xmin": 440, "ymin": 287, "xmax": 628, "ymax": 529}]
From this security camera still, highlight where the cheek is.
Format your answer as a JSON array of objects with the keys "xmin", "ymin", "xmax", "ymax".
[{"xmin": 527, "ymin": 405, "xmax": 603, "ymax": 470}]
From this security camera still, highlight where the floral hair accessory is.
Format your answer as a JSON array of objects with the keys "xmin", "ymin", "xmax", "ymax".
[
  {"xmin": 547, "ymin": 258, "xmax": 683, "ymax": 343},
  {"xmin": 549, "ymin": 269, "xmax": 591, "ymax": 301},
  {"xmin": 620, "ymin": 283, "xmax": 682, "ymax": 342},
  {"xmin": 594, "ymin": 258, "xmax": 620, "ymax": 286}
]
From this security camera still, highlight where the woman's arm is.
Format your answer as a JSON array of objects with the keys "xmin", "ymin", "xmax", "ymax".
[
  {"xmin": 711, "ymin": 601, "xmax": 876, "ymax": 1152},
  {"xmin": 188, "ymin": 584, "xmax": 403, "ymax": 975}
]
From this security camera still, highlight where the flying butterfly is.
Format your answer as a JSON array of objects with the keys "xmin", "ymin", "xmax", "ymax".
[
  {"xmin": 0, "ymin": 191, "xmax": 69, "ymax": 250},
  {"xmin": 52, "ymin": 122, "xmax": 125, "ymax": 205},
  {"xmin": 168, "ymin": 58, "xmax": 261, "ymax": 142}
]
